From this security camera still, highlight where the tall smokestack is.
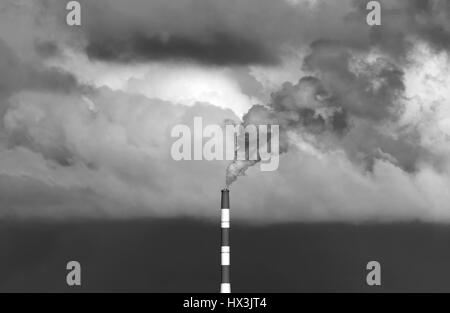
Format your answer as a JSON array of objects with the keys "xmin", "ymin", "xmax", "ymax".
[{"xmin": 220, "ymin": 189, "xmax": 231, "ymax": 293}]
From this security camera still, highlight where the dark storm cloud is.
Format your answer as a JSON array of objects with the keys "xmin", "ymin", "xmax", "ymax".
[
  {"xmin": 75, "ymin": 0, "xmax": 301, "ymax": 65},
  {"xmin": 74, "ymin": 0, "xmax": 319, "ymax": 65},
  {"xmin": 70, "ymin": 0, "xmax": 450, "ymax": 66},
  {"xmin": 21, "ymin": 0, "xmax": 449, "ymax": 68},
  {"xmin": 86, "ymin": 32, "xmax": 278, "ymax": 66},
  {"xmin": 2, "ymin": 219, "xmax": 450, "ymax": 292}
]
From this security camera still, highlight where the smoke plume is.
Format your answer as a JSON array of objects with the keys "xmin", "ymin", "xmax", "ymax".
[{"xmin": 225, "ymin": 39, "xmax": 420, "ymax": 187}]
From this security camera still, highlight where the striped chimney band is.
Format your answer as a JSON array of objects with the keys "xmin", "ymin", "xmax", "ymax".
[{"xmin": 220, "ymin": 189, "xmax": 231, "ymax": 294}]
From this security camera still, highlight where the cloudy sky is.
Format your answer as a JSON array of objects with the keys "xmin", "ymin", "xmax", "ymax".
[
  {"xmin": 0, "ymin": 0, "xmax": 449, "ymax": 223},
  {"xmin": 1, "ymin": 0, "xmax": 450, "ymax": 293}
]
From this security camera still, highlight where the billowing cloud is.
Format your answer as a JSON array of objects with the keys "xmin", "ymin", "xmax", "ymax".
[
  {"xmin": 1, "ymin": 89, "xmax": 239, "ymax": 219},
  {"xmin": 0, "ymin": 0, "xmax": 449, "ymax": 223}
]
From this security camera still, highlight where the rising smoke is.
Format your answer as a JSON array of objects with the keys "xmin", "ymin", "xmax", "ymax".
[
  {"xmin": 225, "ymin": 39, "xmax": 424, "ymax": 187},
  {"xmin": 225, "ymin": 74, "xmax": 345, "ymax": 187}
]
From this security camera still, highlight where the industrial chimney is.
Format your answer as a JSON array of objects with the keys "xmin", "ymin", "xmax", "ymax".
[{"xmin": 220, "ymin": 189, "xmax": 231, "ymax": 293}]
